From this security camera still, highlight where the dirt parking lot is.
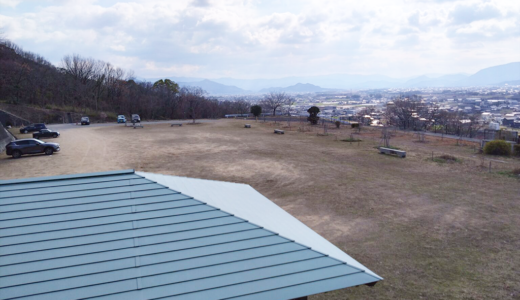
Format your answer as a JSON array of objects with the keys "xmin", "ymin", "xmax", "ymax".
[{"xmin": 1, "ymin": 120, "xmax": 519, "ymax": 299}]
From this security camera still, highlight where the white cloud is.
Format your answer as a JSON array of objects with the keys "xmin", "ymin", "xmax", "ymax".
[
  {"xmin": 0, "ymin": 0, "xmax": 519, "ymax": 78},
  {"xmin": 0, "ymin": 0, "xmax": 21, "ymax": 8}
]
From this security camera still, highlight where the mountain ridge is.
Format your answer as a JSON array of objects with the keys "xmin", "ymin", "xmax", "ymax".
[
  {"xmin": 150, "ymin": 62, "xmax": 520, "ymax": 94},
  {"xmin": 259, "ymin": 83, "xmax": 331, "ymax": 93}
]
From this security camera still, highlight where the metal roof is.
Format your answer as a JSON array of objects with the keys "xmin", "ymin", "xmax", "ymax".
[
  {"xmin": 137, "ymin": 171, "xmax": 381, "ymax": 279},
  {"xmin": 0, "ymin": 170, "xmax": 381, "ymax": 300}
]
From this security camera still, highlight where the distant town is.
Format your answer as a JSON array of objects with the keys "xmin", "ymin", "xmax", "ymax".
[{"xmin": 216, "ymin": 85, "xmax": 520, "ymax": 134}]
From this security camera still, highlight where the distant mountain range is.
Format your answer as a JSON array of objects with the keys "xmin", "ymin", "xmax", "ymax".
[
  {"xmin": 259, "ymin": 83, "xmax": 331, "ymax": 93},
  {"xmin": 177, "ymin": 79, "xmax": 249, "ymax": 95},
  {"xmin": 457, "ymin": 62, "xmax": 520, "ymax": 86},
  {"xmin": 146, "ymin": 62, "xmax": 520, "ymax": 95}
]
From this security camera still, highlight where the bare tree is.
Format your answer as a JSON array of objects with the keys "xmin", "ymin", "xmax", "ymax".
[
  {"xmin": 232, "ymin": 98, "xmax": 250, "ymax": 115},
  {"xmin": 386, "ymin": 96, "xmax": 426, "ymax": 130},
  {"xmin": 61, "ymin": 54, "xmax": 99, "ymax": 84},
  {"xmin": 261, "ymin": 92, "xmax": 288, "ymax": 116},
  {"xmin": 180, "ymin": 86, "xmax": 206, "ymax": 123},
  {"xmin": 0, "ymin": 40, "xmax": 264, "ymax": 122},
  {"xmin": 284, "ymin": 95, "xmax": 296, "ymax": 116}
]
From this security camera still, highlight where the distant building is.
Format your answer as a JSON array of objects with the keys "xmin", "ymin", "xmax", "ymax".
[{"xmin": 503, "ymin": 117, "xmax": 517, "ymax": 126}]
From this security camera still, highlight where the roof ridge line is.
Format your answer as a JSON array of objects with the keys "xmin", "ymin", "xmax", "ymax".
[
  {"xmin": 137, "ymin": 172, "xmax": 383, "ymax": 280},
  {"xmin": 0, "ymin": 170, "xmax": 135, "ymax": 186},
  {"xmin": 135, "ymin": 172, "xmax": 250, "ymax": 187}
]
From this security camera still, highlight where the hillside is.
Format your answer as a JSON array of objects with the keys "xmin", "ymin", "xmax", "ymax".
[
  {"xmin": 457, "ymin": 62, "xmax": 520, "ymax": 86},
  {"xmin": 0, "ymin": 41, "xmax": 246, "ymax": 122}
]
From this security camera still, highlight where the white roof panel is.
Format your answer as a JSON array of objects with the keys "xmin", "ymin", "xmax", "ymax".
[{"xmin": 137, "ymin": 172, "xmax": 381, "ymax": 279}]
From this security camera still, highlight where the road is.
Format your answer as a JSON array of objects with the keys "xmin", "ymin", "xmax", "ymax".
[{"xmin": 46, "ymin": 120, "xmax": 209, "ymax": 131}]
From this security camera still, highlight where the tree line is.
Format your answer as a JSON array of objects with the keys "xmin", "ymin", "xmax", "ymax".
[
  {"xmin": 0, "ymin": 40, "xmax": 251, "ymax": 122},
  {"xmin": 355, "ymin": 95, "xmax": 485, "ymax": 137}
]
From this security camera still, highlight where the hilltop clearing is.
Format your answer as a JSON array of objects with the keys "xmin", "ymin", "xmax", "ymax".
[{"xmin": 1, "ymin": 119, "xmax": 519, "ymax": 299}]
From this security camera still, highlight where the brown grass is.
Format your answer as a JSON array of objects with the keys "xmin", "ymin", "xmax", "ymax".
[{"xmin": 1, "ymin": 120, "xmax": 519, "ymax": 299}]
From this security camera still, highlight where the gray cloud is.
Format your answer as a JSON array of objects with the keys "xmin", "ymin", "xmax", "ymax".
[
  {"xmin": 191, "ymin": 0, "xmax": 211, "ymax": 7},
  {"xmin": 450, "ymin": 3, "xmax": 503, "ymax": 24},
  {"xmin": 1, "ymin": 0, "xmax": 518, "ymax": 79}
]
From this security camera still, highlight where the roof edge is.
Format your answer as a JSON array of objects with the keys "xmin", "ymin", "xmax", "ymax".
[
  {"xmin": 136, "ymin": 172, "xmax": 382, "ymax": 280},
  {"xmin": 0, "ymin": 169, "xmax": 135, "ymax": 186},
  {"xmin": 135, "ymin": 172, "xmax": 250, "ymax": 187}
]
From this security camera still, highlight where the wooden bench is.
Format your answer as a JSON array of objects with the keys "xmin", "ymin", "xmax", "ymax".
[
  {"xmin": 171, "ymin": 123, "xmax": 183, "ymax": 127},
  {"xmin": 379, "ymin": 147, "xmax": 406, "ymax": 158},
  {"xmin": 274, "ymin": 129, "xmax": 284, "ymax": 134},
  {"xmin": 244, "ymin": 124, "xmax": 251, "ymax": 128}
]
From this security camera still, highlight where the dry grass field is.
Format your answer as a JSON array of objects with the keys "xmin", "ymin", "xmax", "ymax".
[{"xmin": 1, "ymin": 119, "xmax": 519, "ymax": 299}]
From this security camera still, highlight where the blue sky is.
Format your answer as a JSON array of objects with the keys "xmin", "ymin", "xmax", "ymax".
[{"xmin": 0, "ymin": 0, "xmax": 518, "ymax": 79}]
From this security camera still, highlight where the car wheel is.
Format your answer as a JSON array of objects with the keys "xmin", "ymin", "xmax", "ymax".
[
  {"xmin": 53, "ymin": 134, "xmax": 58, "ymax": 138},
  {"xmin": 12, "ymin": 150, "xmax": 22, "ymax": 159},
  {"xmin": 23, "ymin": 130, "xmax": 28, "ymax": 134},
  {"xmin": 44, "ymin": 148, "xmax": 54, "ymax": 155}
]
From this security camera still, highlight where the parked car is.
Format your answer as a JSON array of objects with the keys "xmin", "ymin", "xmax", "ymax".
[
  {"xmin": 117, "ymin": 115, "xmax": 126, "ymax": 123},
  {"xmin": 81, "ymin": 117, "xmax": 90, "ymax": 125},
  {"xmin": 5, "ymin": 138, "xmax": 60, "ymax": 158},
  {"xmin": 32, "ymin": 129, "xmax": 60, "ymax": 139},
  {"xmin": 19, "ymin": 123, "xmax": 46, "ymax": 134},
  {"xmin": 131, "ymin": 114, "xmax": 141, "ymax": 123}
]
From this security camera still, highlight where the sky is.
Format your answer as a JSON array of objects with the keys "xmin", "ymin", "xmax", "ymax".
[{"xmin": 0, "ymin": 0, "xmax": 519, "ymax": 79}]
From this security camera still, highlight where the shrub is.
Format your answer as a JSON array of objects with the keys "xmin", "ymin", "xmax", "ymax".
[
  {"xmin": 250, "ymin": 105, "xmax": 262, "ymax": 118},
  {"xmin": 307, "ymin": 106, "xmax": 320, "ymax": 125},
  {"xmin": 483, "ymin": 140, "xmax": 511, "ymax": 156},
  {"xmin": 439, "ymin": 154, "xmax": 458, "ymax": 162},
  {"xmin": 341, "ymin": 138, "xmax": 361, "ymax": 142},
  {"xmin": 335, "ymin": 121, "xmax": 341, "ymax": 128},
  {"xmin": 514, "ymin": 144, "xmax": 520, "ymax": 157}
]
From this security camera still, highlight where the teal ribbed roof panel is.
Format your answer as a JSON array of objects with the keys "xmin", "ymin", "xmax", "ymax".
[{"xmin": 0, "ymin": 170, "xmax": 381, "ymax": 300}]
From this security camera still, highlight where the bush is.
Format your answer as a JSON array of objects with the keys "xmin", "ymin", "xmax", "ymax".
[
  {"xmin": 483, "ymin": 140, "xmax": 511, "ymax": 156},
  {"xmin": 439, "ymin": 154, "xmax": 458, "ymax": 162},
  {"xmin": 307, "ymin": 106, "xmax": 320, "ymax": 125},
  {"xmin": 514, "ymin": 144, "xmax": 520, "ymax": 157},
  {"xmin": 335, "ymin": 121, "xmax": 341, "ymax": 128},
  {"xmin": 250, "ymin": 105, "xmax": 262, "ymax": 118}
]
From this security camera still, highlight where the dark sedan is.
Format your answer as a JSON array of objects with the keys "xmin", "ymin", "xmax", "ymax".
[
  {"xmin": 33, "ymin": 129, "xmax": 60, "ymax": 139},
  {"xmin": 5, "ymin": 139, "xmax": 60, "ymax": 159},
  {"xmin": 19, "ymin": 123, "xmax": 46, "ymax": 134}
]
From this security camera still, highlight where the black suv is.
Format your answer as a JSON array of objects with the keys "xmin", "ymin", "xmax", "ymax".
[
  {"xmin": 33, "ymin": 129, "xmax": 60, "ymax": 139},
  {"xmin": 20, "ymin": 123, "xmax": 46, "ymax": 134},
  {"xmin": 5, "ymin": 139, "xmax": 60, "ymax": 158}
]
